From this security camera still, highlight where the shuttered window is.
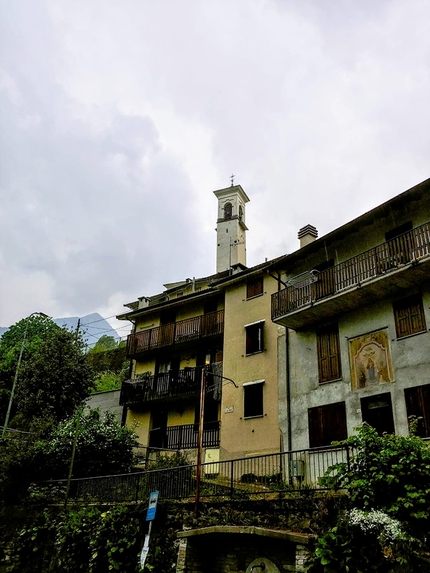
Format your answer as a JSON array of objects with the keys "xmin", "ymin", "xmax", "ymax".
[
  {"xmin": 405, "ymin": 384, "xmax": 430, "ymax": 438},
  {"xmin": 246, "ymin": 276, "xmax": 264, "ymax": 299},
  {"xmin": 308, "ymin": 402, "xmax": 347, "ymax": 448},
  {"xmin": 317, "ymin": 325, "xmax": 341, "ymax": 383},
  {"xmin": 393, "ymin": 295, "xmax": 426, "ymax": 338}
]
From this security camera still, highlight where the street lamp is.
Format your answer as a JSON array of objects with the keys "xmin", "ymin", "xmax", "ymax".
[{"xmin": 1, "ymin": 312, "xmax": 50, "ymax": 438}]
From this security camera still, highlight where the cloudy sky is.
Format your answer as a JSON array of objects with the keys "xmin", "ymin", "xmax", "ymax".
[{"xmin": 1, "ymin": 0, "xmax": 429, "ymax": 337}]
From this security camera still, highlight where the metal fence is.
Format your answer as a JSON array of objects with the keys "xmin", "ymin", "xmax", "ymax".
[{"xmin": 37, "ymin": 445, "xmax": 352, "ymax": 504}]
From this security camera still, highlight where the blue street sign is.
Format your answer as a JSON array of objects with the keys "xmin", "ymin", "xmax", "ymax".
[{"xmin": 146, "ymin": 491, "xmax": 159, "ymax": 521}]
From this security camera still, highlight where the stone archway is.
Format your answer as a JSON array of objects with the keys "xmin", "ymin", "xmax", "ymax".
[{"xmin": 176, "ymin": 525, "xmax": 314, "ymax": 573}]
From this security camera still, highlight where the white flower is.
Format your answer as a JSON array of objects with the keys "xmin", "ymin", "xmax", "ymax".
[{"xmin": 349, "ymin": 509, "xmax": 407, "ymax": 543}]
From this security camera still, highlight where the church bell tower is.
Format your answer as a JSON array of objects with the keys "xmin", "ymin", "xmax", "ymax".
[{"xmin": 214, "ymin": 183, "xmax": 250, "ymax": 273}]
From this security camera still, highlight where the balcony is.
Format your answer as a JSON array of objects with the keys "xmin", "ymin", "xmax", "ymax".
[
  {"xmin": 120, "ymin": 364, "xmax": 222, "ymax": 406},
  {"xmin": 272, "ymin": 221, "xmax": 430, "ymax": 329},
  {"xmin": 149, "ymin": 421, "xmax": 220, "ymax": 450},
  {"xmin": 126, "ymin": 309, "xmax": 224, "ymax": 357}
]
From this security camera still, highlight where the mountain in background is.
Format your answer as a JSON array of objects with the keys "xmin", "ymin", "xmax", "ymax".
[{"xmin": 0, "ymin": 313, "xmax": 121, "ymax": 349}]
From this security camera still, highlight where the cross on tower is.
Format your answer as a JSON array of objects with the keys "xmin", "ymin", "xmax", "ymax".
[{"xmin": 230, "ymin": 173, "xmax": 235, "ymax": 186}]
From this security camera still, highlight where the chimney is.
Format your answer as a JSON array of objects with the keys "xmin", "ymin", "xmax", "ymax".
[
  {"xmin": 138, "ymin": 296, "xmax": 150, "ymax": 309},
  {"xmin": 298, "ymin": 224, "xmax": 318, "ymax": 248}
]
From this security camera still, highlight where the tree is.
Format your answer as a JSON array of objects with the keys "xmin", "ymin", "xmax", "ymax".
[
  {"xmin": 39, "ymin": 408, "xmax": 138, "ymax": 478},
  {"xmin": 87, "ymin": 337, "xmax": 129, "ymax": 392},
  {"xmin": 0, "ymin": 316, "xmax": 94, "ymax": 429},
  {"xmin": 88, "ymin": 335, "xmax": 118, "ymax": 353}
]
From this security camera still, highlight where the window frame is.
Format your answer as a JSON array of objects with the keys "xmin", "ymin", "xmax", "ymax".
[
  {"xmin": 316, "ymin": 324, "xmax": 342, "ymax": 383},
  {"xmin": 308, "ymin": 401, "xmax": 347, "ymax": 448},
  {"xmin": 245, "ymin": 320, "xmax": 264, "ymax": 355},
  {"xmin": 393, "ymin": 294, "xmax": 427, "ymax": 339},
  {"xmin": 246, "ymin": 276, "xmax": 264, "ymax": 299},
  {"xmin": 243, "ymin": 380, "xmax": 264, "ymax": 419}
]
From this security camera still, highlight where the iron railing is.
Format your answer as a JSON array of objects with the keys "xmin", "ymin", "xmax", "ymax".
[
  {"xmin": 149, "ymin": 421, "xmax": 220, "ymax": 450},
  {"xmin": 120, "ymin": 364, "xmax": 222, "ymax": 405},
  {"xmin": 126, "ymin": 309, "xmax": 224, "ymax": 356},
  {"xmin": 272, "ymin": 221, "xmax": 430, "ymax": 320},
  {"xmin": 37, "ymin": 445, "xmax": 353, "ymax": 503}
]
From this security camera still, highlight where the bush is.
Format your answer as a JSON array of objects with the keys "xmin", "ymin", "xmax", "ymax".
[{"xmin": 306, "ymin": 423, "xmax": 430, "ymax": 571}]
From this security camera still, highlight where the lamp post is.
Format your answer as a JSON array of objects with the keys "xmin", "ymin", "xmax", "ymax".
[
  {"xmin": 1, "ymin": 312, "xmax": 50, "ymax": 438},
  {"xmin": 194, "ymin": 366, "xmax": 237, "ymax": 517},
  {"xmin": 194, "ymin": 364, "xmax": 207, "ymax": 517}
]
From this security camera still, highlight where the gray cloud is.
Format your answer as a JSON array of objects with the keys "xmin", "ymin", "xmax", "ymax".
[{"xmin": 1, "ymin": 0, "xmax": 430, "ymax": 328}]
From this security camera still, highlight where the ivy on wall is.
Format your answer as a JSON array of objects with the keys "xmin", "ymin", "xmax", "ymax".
[{"xmin": 2, "ymin": 495, "xmax": 340, "ymax": 573}]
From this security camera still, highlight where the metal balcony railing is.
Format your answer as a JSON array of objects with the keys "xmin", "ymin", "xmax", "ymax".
[
  {"xmin": 120, "ymin": 364, "xmax": 222, "ymax": 406},
  {"xmin": 149, "ymin": 421, "xmax": 221, "ymax": 450},
  {"xmin": 126, "ymin": 309, "xmax": 224, "ymax": 356},
  {"xmin": 272, "ymin": 221, "xmax": 430, "ymax": 321}
]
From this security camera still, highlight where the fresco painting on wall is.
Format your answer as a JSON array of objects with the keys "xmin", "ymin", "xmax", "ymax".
[{"xmin": 349, "ymin": 329, "xmax": 394, "ymax": 390}]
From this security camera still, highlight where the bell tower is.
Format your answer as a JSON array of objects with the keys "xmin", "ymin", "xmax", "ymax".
[{"xmin": 214, "ymin": 183, "xmax": 250, "ymax": 273}]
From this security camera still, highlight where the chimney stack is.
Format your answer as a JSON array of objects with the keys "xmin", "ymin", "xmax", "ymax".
[{"xmin": 298, "ymin": 224, "xmax": 318, "ymax": 248}]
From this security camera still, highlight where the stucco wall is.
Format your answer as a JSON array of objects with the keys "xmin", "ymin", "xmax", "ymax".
[
  {"xmin": 221, "ymin": 274, "xmax": 281, "ymax": 459},
  {"xmin": 286, "ymin": 287, "xmax": 430, "ymax": 450}
]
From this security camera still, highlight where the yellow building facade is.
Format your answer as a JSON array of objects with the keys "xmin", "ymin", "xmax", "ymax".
[{"xmin": 117, "ymin": 184, "xmax": 282, "ymax": 462}]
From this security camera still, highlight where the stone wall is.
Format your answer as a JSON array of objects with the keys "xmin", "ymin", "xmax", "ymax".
[{"xmin": 176, "ymin": 526, "xmax": 313, "ymax": 573}]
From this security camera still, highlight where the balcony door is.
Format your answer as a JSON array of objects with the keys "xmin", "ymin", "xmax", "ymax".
[
  {"xmin": 149, "ymin": 409, "xmax": 167, "ymax": 449},
  {"xmin": 160, "ymin": 309, "xmax": 176, "ymax": 346}
]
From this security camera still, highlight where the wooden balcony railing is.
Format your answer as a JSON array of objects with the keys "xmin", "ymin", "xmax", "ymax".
[
  {"xmin": 149, "ymin": 421, "xmax": 220, "ymax": 450},
  {"xmin": 120, "ymin": 364, "xmax": 222, "ymax": 406},
  {"xmin": 126, "ymin": 309, "xmax": 224, "ymax": 356},
  {"xmin": 272, "ymin": 221, "xmax": 430, "ymax": 321}
]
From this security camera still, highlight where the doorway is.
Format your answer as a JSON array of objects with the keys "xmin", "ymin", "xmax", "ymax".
[{"xmin": 361, "ymin": 392, "xmax": 395, "ymax": 435}]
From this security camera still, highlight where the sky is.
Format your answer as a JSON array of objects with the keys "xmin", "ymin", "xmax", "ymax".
[{"xmin": 1, "ymin": 0, "xmax": 429, "ymax": 338}]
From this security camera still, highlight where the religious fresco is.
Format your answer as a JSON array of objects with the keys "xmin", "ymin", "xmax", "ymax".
[{"xmin": 349, "ymin": 329, "xmax": 394, "ymax": 390}]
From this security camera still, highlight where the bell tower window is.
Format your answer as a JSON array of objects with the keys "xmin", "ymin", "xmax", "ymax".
[{"xmin": 224, "ymin": 202, "xmax": 232, "ymax": 220}]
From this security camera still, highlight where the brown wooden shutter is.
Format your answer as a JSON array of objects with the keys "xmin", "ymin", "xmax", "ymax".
[
  {"xmin": 317, "ymin": 325, "xmax": 341, "ymax": 383},
  {"xmin": 308, "ymin": 402, "xmax": 347, "ymax": 448},
  {"xmin": 246, "ymin": 276, "xmax": 263, "ymax": 299},
  {"xmin": 394, "ymin": 295, "xmax": 426, "ymax": 338}
]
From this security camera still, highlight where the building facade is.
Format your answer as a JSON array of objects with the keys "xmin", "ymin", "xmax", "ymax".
[
  {"xmin": 271, "ymin": 178, "xmax": 430, "ymax": 450},
  {"xmin": 118, "ymin": 177, "xmax": 430, "ymax": 464}
]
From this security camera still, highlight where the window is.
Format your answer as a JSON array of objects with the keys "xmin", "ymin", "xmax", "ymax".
[
  {"xmin": 393, "ymin": 295, "xmax": 426, "ymax": 338},
  {"xmin": 405, "ymin": 384, "xmax": 430, "ymax": 438},
  {"xmin": 317, "ymin": 324, "xmax": 341, "ymax": 383},
  {"xmin": 244, "ymin": 381, "xmax": 264, "ymax": 418},
  {"xmin": 224, "ymin": 202, "xmax": 232, "ymax": 220},
  {"xmin": 245, "ymin": 321, "xmax": 264, "ymax": 355},
  {"xmin": 246, "ymin": 276, "xmax": 264, "ymax": 299},
  {"xmin": 308, "ymin": 402, "xmax": 347, "ymax": 448},
  {"xmin": 361, "ymin": 393, "xmax": 395, "ymax": 435}
]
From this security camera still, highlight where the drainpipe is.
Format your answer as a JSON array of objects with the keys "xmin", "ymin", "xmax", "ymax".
[{"xmin": 286, "ymin": 327, "xmax": 292, "ymax": 452}]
